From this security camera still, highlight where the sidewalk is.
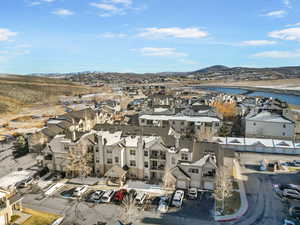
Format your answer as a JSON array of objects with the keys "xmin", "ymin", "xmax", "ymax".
[{"xmin": 214, "ymin": 159, "xmax": 248, "ymax": 222}]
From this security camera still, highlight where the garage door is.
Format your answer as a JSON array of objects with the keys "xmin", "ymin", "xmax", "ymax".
[
  {"xmin": 190, "ymin": 180, "xmax": 200, "ymax": 188},
  {"xmin": 0, "ymin": 215, "xmax": 6, "ymax": 225},
  {"xmin": 204, "ymin": 181, "xmax": 214, "ymax": 190},
  {"xmin": 177, "ymin": 180, "xmax": 188, "ymax": 189}
]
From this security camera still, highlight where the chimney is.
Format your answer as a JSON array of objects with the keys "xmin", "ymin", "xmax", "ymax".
[
  {"xmin": 72, "ymin": 130, "xmax": 76, "ymax": 142},
  {"xmin": 175, "ymin": 136, "xmax": 180, "ymax": 149}
]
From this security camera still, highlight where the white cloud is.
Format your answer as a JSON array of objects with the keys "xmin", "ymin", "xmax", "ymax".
[
  {"xmin": 253, "ymin": 49, "xmax": 300, "ymax": 58},
  {"xmin": 240, "ymin": 40, "xmax": 277, "ymax": 46},
  {"xmin": 104, "ymin": 0, "xmax": 132, "ymax": 5},
  {"xmin": 283, "ymin": 0, "xmax": 291, "ymax": 8},
  {"xmin": 99, "ymin": 32, "xmax": 127, "ymax": 38},
  {"xmin": 0, "ymin": 28, "xmax": 18, "ymax": 41},
  {"xmin": 269, "ymin": 27, "xmax": 300, "ymax": 41},
  {"xmin": 90, "ymin": 3, "xmax": 119, "ymax": 12},
  {"xmin": 52, "ymin": 9, "xmax": 75, "ymax": 16},
  {"xmin": 263, "ymin": 10, "xmax": 286, "ymax": 18},
  {"xmin": 138, "ymin": 27, "xmax": 208, "ymax": 39},
  {"xmin": 286, "ymin": 22, "xmax": 300, "ymax": 27},
  {"xmin": 28, "ymin": 0, "xmax": 55, "ymax": 6},
  {"xmin": 134, "ymin": 47, "xmax": 187, "ymax": 57},
  {"xmin": 29, "ymin": 1, "xmax": 41, "ymax": 6}
]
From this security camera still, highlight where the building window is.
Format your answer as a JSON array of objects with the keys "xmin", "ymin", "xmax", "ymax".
[
  {"xmin": 144, "ymin": 151, "xmax": 148, "ymax": 157},
  {"xmin": 130, "ymin": 160, "xmax": 136, "ymax": 167},
  {"xmin": 130, "ymin": 150, "xmax": 136, "ymax": 155},
  {"xmin": 283, "ymin": 132, "xmax": 286, "ymax": 136},
  {"xmin": 253, "ymin": 122, "xmax": 256, "ymax": 126},
  {"xmin": 115, "ymin": 157, "xmax": 119, "ymax": 163},
  {"xmin": 181, "ymin": 121, "xmax": 184, "ymax": 125},
  {"xmin": 283, "ymin": 124, "xmax": 286, "ymax": 128},
  {"xmin": 141, "ymin": 119, "xmax": 145, "ymax": 123},
  {"xmin": 107, "ymin": 158, "xmax": 112, "ymax": 164},
  {"xmin": 172, "ymin": 121, "xmax": 175, "ymax": 125},
  {"xmin": 181, "ymin": 153, "xmax": 188, "ymax": 161},
  {"xmin": 64, "ymin": 145, "xmax": 69, "ymax": 151},
  {"xmin": 107, "ymin": 149, "xmax": 112, "ymax": 154},
  {"xmin": 96, "ymin": 160, "xmax": 99, "ymax": 163},
  {"xmin": 188, "ymin": 168, "xmax": 199, "ymax": 174},
  {"xmin": 147, "ymin": 120, "xmax": 153, "ymax": 125},
  {"xmin": 144, "ymin": 162, "xmax": 148, "ymax": 168},
  {"xmin": 95, "ymin": 148, "xmax": 99, "ymax": 152}
]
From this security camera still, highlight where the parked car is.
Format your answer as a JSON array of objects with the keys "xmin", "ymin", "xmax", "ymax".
[
  {"xmin": 293, "ymin": 160, "xmax": 300, "ymax": 167},
  {"xmin": 289, "ymin": 206, "xmax": 300, "ymax": 218},
  {"xmin": 279, "ymin": 184, "xmax": 300, "ymax": 193},
  {"xmin": 86, "ymin": 190, "xmax": 105, "ymax": 203},
  {"xmin": 135, "ymin": 192, "xmax": 147, "ymax": 205},
  {"xmin": 283, "ymin": 189, "xmax": 300, "ymax": 200},
  {"xmin": 172, "ymin": 190, "xmax": 184, "ymax": 207},
  {"xmin": 188, "ymin": 188, "xmax": 198, "ymax": 200},
  {"xmin": 73, "ymin": 185, "xmax": 88, "ymax": 197},
  {"xmin": 113, "ymin": 189, "xmax": 127, "ymax": 203},
  {"xmin": 17, "ymin": 177, "xmax": 34, "ymax": 188},
  {"xmin": 61, "ymin": 188, "xmax": 76, "ymax": 198},
  {"xmin": 283, "ymin": 219, "xmax": 296, "ymax": 225},
  {"xmin": 101, "ymin": 190, "xmax": 115, "ymax": 203},
  {"xmin": 158, "ymin": 197, "xmax": 169, "ymax": 213},
  {"xmin": 259, "ymin": 160, "xmax": 267, "ymax": 171}
]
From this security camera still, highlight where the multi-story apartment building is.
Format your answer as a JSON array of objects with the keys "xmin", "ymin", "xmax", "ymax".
[
  {"xmin": 0, "ymin": 189, "xmax": 23, "ymax": 225},
  {"xmin": 41, "ymin": 130, "xmax": 224, "ymax": 190}
]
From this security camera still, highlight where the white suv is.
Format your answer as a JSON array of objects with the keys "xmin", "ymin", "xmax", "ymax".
[
  {"xmin": 283, "ymin": 189, "xmax": 300, "ymax": 200},
  {"xmin": 172, "ymin": 190, "xmax": 184, "ymax": 207},
  {"xmin": 101, "ymin": 190, "xmax": 115, "ymax": 203},
  {"xmin": 73, "ymin": 185, "xmax": 88, "ymax": 197}
]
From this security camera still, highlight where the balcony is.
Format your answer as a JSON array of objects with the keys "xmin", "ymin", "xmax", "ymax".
[
  {"xmin": 150, "ymin": 165, "xmax": 165, "ymax": 171},
  {"xmin": 0, "ymin": 200, "xmax": 7, "ymax": 210},
  {"xmin": 150, "ymin": 154, "xmax": 159, "ymax": 159}
]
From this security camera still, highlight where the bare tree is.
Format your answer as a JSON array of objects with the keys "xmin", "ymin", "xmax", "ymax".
[
  {"xmin": 66, "ymin": 144, "xmax": 93, "ymax": 178},
  {"xmin": 214, "ymin": 168, "xmax": 233, "ymax": 213},
  {"xmin": 163, "ymin": 169, "xmax": 175, "ymax": 191},
  {"xmin": 119, "ymin": 191, "xmax": 139, "ymax": 224},
  {"xmin": 196, "ymin": 127, "xmax": 215, "ymax": 142}
]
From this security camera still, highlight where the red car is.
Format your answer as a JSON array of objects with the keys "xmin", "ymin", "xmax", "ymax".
[{"xmin": 113, "ymin": 189, "xmax": 127, "ymax": 203}]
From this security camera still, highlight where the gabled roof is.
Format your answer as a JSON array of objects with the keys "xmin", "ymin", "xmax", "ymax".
[
  {"xmin": 190, "ymin": 154, "xmax": 217, "ymax": 168},
  {"xmin": 105, "ymin": 165, "xmax": 127, "ymax": 178},
  {"xmin": 170, "ymin": 166, "xmax": 190, "ymax": 180},
  {"xmin": 246, "ymin": 110, "xmax": 293, "ymax": 123}
]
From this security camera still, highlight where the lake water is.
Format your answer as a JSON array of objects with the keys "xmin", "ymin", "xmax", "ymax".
[{"xmin": 194, "ymin": 86, "xmax": 300, "ymax": 106}]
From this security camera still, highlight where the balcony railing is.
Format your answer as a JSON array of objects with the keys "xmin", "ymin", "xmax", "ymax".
[
  {"xmin": 0, "ymin": 200, "xmax": 7, "ymax": 210},
  {"xmin": 150, "ymin": 154, "xmax": 159, "ymax": 159},
  {"xmin": 150, "ymin": 165, "xmax": 165, "ymax": 170}
]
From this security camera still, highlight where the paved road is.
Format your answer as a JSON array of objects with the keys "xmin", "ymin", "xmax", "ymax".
[{"xmin": 226, "ymin": 152, "xmax": 300, "ymax": 225}]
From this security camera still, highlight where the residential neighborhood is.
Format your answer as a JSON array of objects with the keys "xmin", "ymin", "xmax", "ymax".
[
  {"xmin": 1, "ymin": 82, "xmax": 300, "ymax": 225},
  {"xmin": 2, "ymin": 1, "xmax": 300, "ymax": 225}
]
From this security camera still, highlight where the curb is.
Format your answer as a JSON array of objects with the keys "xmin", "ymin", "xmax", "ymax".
[{"xmin": 214, "ymin": 159, "xmax": 249, "ymax": 222}]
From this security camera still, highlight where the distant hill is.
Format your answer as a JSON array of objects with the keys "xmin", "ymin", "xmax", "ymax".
[
  {"xmin": 191, "ymin": 65, "xmax": 229, "ymax": 74},
  {"xmin": 0, "ymin": 74, "xmax": 92, "ymax": 114},
  {"xmin": 26, "ymin": 65, "xmax": 300, "ymax": 85}
]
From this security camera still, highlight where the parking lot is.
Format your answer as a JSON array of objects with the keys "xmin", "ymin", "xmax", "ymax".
[
  {"xmin": 21, "ymin": 182, "xmax": 218, "ymax": 225},
  {"xmin": 228, "ymin": 152, "xmax": 300, "ymax": 225}
]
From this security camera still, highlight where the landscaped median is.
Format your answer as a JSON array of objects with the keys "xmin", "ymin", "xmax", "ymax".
[
  {"xmin": 21, "ymin": 208, "xmax": 62, "ymax": 225},
  {"xmin": 214, "ymin": 159, "xmax": 249, "ymax": 222}
]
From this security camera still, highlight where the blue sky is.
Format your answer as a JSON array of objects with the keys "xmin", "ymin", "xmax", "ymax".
[{"xmin": 1, "ymin": 0, "xmax": 300, "ymax": 74}]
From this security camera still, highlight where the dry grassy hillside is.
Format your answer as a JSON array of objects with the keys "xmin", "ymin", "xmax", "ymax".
[{"xmin": 0, "ymin": 74, "xmax": 92, "ymax": 114}]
